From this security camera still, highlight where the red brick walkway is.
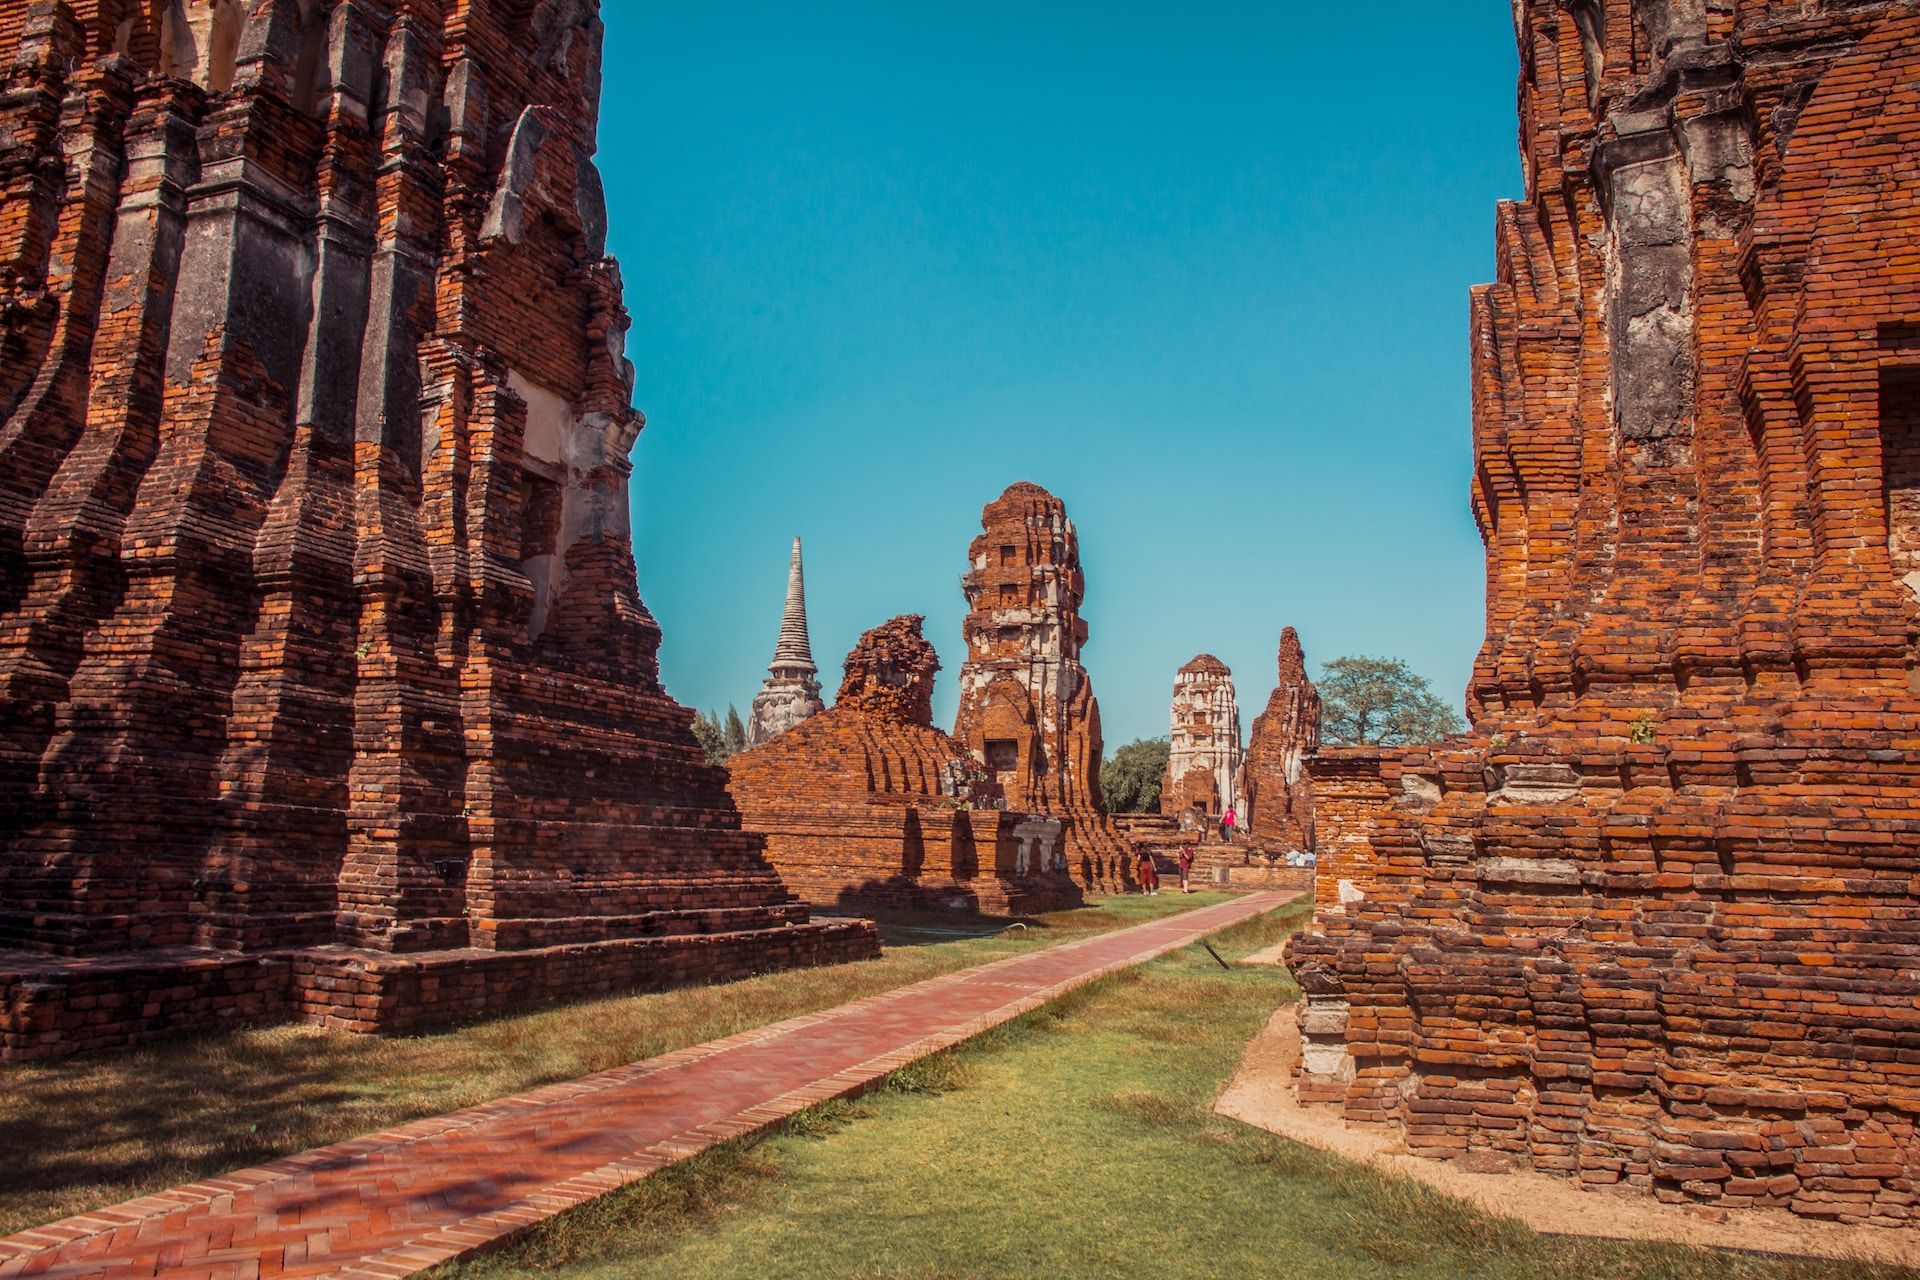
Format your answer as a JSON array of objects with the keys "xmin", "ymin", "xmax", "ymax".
[{"xmin": 0, "ymin": 892, "xmax": 1295, "ymax": 1280}]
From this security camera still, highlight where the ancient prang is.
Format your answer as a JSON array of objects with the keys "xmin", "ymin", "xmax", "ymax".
[
  {"xmin": 1159, "ymin": 655, "xmax": 1242, "ymax": 820},
  {"xmin": 729, "ymin": 615, "xmax": 1080, "ymax": 914},
  {"xmin": 746, "ymin": 537, "xmax": 824, "ymax": 747},
  {"xmin": 952, "ymin": 483, "xmax": 1131, "ymax": 891},
  {"xmin": 0, "ymin": 0, "xmax": 875, "ymax": 1062},
  {"xmin": 1286, "ymin": 0, "xmax": 1920, "ymax": 1222},
  {"xmin": 1241, "ymin": 627, "xmax": 1318, "ymax": 854}
]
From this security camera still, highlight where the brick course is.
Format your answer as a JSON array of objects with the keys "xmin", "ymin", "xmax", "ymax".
[
  {"xmin": 0, "ymin": 0, "xmax": 875, "ymax": 1061},
  {"xmin": 1284, "ymin": 0, "xmax": 1920, "ymax": 1224}
]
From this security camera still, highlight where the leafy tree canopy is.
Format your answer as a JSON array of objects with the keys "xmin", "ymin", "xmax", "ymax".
[
  {"xmin": 1101, "ymin": 737, "xmax": 1170, "ymax": 813},
  {"xmin": 1319, "ymin": 656, "xmax": 1466, "ymax": 747}
]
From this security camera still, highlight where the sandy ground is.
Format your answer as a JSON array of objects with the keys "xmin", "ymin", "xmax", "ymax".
[{"xmin": 1214, "ymin": 1001, "xmax": 1920, "ymax": 1267}]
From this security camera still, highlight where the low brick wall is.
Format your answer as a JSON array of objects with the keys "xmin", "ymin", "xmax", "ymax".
[{"xmin": 1, "ymin": 921, "xmax": 880, "ymax": 1062}]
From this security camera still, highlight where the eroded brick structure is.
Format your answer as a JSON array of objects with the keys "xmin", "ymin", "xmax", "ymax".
[
  {"xmin": 746, "ymin": 536, "xmax": 824, "ymax": 748},
  {"xmin": 1160, "ymin": 654, "xmax": 1242, "ymax": 820},
  {"xmin": 1286, "ymin": 1, "xmax": 1920, "ymax": 1223},
  {"xmin": 730, "ymin": 615, "xmax": 1079, "ymax": 915},
  {"xmin": 952, "ymin": 483, "xmax": 1130, "ymax": 892},
  {"xmin": 0, "ymin": 0, "xmax": 875, "ymax": 1061},
  {"xmin": 1241, "ymin": 626, "xmax": 1318, "ymax": 854}
]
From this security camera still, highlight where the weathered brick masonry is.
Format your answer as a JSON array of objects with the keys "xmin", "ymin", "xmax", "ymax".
[
  {"xmin": 1286, "ymin": 1, "xmax": 1920, "ymax": 1223},
  {"xmin": 0, "ymin": 0, "xmax": 874, "ymax": 1061},
  {"xmin": 1241, "ymin": 625, "xmax": 1319, "ymax": 856},
  {"xmin": 952, "ymin": 483, "xmax": 1132, "ymax": 893},
  {"xmin": 729, "ymin": 615, "xmax": 1081, "ymax": 915},
  {"xmin": 1160, "ymin": 653, "xmax": 1242, "ymax": 821}
]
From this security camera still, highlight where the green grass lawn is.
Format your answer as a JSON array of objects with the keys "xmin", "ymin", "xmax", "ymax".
[
  {"xmin": 0, "ymin": 891, "xmax": 1228, "ymax": 1237},
  {"xmin": 439, "ymin": 904, "xmax": 1917, "ymax": 1280}
]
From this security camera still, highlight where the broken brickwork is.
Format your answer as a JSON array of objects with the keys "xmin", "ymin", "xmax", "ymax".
[
  {"xmin": 1285, "ymin": 0, "xmax": 1920, "ymax": 1223},
  {"xmin": 951, "ymin": 483, "xmax": 1131, "ymax": 892},
  {"xmin": 1241, "ymin": 627, "xmax": 1319, "ymax": 855},
  {"xmin": 0, "ymin": 0, "xmax": 874, "ymax": 1061},
  {"xmin": 729, "ymin": 616, "xmax": 1080, "ymax": 915},
  {"xmin": 1160, "ymin": 654, "xmax": 1242, "ymax": 820}
]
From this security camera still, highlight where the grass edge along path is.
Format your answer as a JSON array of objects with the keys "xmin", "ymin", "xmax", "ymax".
[
  {"xmin": 0, "ymin": 893, "xmax": 1293, "ymax": 1280},
  {"xmin": 437, "ymin": 905, "xmax": 1919, "ymax": 1280},
  {"xmin": 0, "ymin": 891, "xmax": 1233, "ymax": 1238}
]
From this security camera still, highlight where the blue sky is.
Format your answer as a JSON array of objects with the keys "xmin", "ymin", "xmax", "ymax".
[{"xmin": 599, "ymin": 2, "xmax": 1520, "ymax": 747}]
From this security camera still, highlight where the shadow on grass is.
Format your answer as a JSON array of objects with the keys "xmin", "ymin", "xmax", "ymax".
[
  {"xmin": 434, "ymin": 897, "xmax": 1917, "ymax": 1280},
  {"xmin": 0, "ymin": 889, "xmax": 1246, "ymax": 1237}
]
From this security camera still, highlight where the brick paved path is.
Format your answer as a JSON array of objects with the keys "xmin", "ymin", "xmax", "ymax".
[{"xmin": 0, "ymin": 892, "xmax": 1295, "ymax": 1280}]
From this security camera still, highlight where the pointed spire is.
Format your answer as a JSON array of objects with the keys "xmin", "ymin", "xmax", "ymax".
[
  {"xmin": 748, "ymin": 538, "xmax": 825, "ymax": 749},
  {"xmin": 770, "ymin": 537, "xmax": 815, "ymax": 673}
]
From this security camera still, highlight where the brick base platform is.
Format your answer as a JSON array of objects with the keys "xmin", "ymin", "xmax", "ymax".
[{"xmin": 1, "ymin": 921, "xmax": 879, "ymax": 1062}]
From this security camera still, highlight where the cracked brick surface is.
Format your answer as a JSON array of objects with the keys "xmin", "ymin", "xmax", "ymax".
[
  {"xmin": 1285, "ymin": 0, "xmax": 1920, "ymax": 1226},
  {"xmin": 0, "ymin": 1, "xmax": 874, "ymax": 1061}
]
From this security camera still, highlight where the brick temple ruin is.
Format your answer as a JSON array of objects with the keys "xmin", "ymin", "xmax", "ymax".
[
  {"xmin": 952, "ymin": 483, "xmax": 1131, "ymax": 892},
  {"xmin": 729, "ymin": 615, "xmax": 1080, "ymax": 915},
  {"xmin": 0, "ymin": 0, "xmax": 875, "ymax": 1062},
  {"xmin": 1286, "ymin": 0, "xmax": 1920, "ymax": 1223},
  {"xmin": 1241, "ymin": 626, "xmax": 1318, "ymax": 856},
  {"xmin": 746, "ymin": 536, "xmax": 824, "ymax": 748},
  {"xmin": 1160, "ymin": 654, "xmax": 1242, "ymax": 822}
]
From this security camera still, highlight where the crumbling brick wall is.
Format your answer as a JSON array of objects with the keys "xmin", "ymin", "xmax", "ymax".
[
  {"xmin": 729, "ymin": 615, "xmax": 1080, "ymax": 915},
  {"xmin": 1285, "ymin": 0, "xmax": 1920, "ymax": 1224},
  {"xmin": 952, "ymin": 483, "xmax": 1132, "ymax": 892},
  {"xmin": 0, "ymin": 0, "xmax": 875, "ymax": 1061}
]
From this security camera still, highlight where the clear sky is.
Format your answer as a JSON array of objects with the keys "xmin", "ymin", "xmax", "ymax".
[{"xmin": 598, "ymin": 2, "xmax": 1521, "ymax": 748}]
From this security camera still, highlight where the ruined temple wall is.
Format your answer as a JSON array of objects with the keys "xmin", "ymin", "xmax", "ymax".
[
  {"xmin": 0, "ymin": 0, "xmax": 876, "ymax": 1058},
  {"xmin": 730, "ymin": 616, "xmax": 1080, "ymax": 915},
  {"xmin": 1284, "ymin": 0, "xmax": 1920, "ymax": 1224}
]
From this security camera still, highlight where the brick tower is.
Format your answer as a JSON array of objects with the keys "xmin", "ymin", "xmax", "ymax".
[
  {"xmin": 1241, "ymin": 626, "xmax": 1318, "ymax": 854},
  {"xmin": 952, "ymin": 482, "xmax": 1130, "ymax": 892},
  {"xmin": 0, "ymin": 0, "xmax": 874, "ymax": 1060},
  {"xmin": 1285, "ymin": 0, "xmax": 1920, "ymax": 1221},
  {"xmin": 1159, "ymin": 655, "xmax": 1242, "ymax": 820}
]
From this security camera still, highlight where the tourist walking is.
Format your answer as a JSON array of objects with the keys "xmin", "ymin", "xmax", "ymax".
[
  {"xmin": 1177, "ymin": 844, "xmax": 1196, "ymax": 894},
  {"xmin": 1219, "ymin": 806, "xmax": 1236, "ymax": 844},
  {"xmin": 1136, "ymin": 848, "xmax": 1159, "ymax": 895}
]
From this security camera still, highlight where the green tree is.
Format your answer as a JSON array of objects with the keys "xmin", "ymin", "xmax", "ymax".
[
  {"xmin": 1101, "ymin": 737, "xmax": 1170, "ymax": 813},
  {"xmin": 724, "ymin": 704, "xmax": 748, "ymax": 756},
  {"xmin": 692, "ymin": 709, "xmax": 729, "ymax": 766},
  {"xmin": 1319, "ymin": 656, "xmax": 1466, "ymax": 747}
]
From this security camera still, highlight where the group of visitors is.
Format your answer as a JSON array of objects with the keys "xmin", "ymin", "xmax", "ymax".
[
  {"xmin": 1135, "ymin": 841, "xmax": 1206, "ymax": 895},
  {"xmin": 1136, "ymin": 806, "xmax": 1238, "ymax": 895}
]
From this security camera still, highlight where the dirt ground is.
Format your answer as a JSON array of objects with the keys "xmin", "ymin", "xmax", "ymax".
[{"xmin": 1215, "ymin": 1001, "xmax": 1920, "ymax": 1268}]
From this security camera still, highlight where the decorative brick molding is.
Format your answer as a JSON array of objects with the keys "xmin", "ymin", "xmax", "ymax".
[{"xmin": 0, "ymin": 0, "xmax": 874, "ymax": 1060}]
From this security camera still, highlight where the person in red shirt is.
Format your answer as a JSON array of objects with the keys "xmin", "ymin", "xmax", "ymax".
[
  {"xmin": 1136, "ymin": 848, "xmax": 1159, "ymax": 895},
  {"xmin": 1177, "ymin": 844, "xmax": 1196, "ymax": 893}
]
